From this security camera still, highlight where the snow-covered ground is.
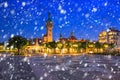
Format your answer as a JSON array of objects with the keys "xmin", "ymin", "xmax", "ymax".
[{"xmin": 0, "ymin": 53, "xmax": 119, "ymax": 80}]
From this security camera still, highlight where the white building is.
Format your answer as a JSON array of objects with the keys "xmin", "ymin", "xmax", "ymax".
[{"xmin": 115, "ymin": 34, "xmax": 120, "ymax": 49}]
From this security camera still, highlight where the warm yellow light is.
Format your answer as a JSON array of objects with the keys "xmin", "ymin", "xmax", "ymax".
[
  {"xmin": 104, "ymin": 45, "xmax": 108, "ymax": 48},
  {"xmin": 89, "ymin": 51, "xmax": 93, "ymax": 53}
]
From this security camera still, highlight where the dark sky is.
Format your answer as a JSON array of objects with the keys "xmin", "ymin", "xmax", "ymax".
[{"xmin": 0, "ymin": 0, "xmax": 120, "ymax": 42}]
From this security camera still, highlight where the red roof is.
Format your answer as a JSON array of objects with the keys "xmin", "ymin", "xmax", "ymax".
[
  {"xmin": 60, "ymin": 38, "xmax": 68, "ymax": 41},
  {"xmin": 69, "ymin": 36, "xmax": 77, "ymax": 40},
  {"xmin": 43, "ymin": 34, "xmax": 47, "ymax": 37}
]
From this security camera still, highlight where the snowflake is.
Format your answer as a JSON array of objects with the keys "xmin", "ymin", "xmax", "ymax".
[
  {"xmin": 34, "ymin": 27, "xmax": 37, "ymax": 30},
  {"xmin": 10, "ymin": 10, "xmax": 15, "ymax": 15},
  {"xmin": 3, "ymin": 34, "xmax": 7, "ymax": 39},
  {"xmin": 10, "ymin": 34, "xmax": 14, "ymax": 38},
  {"xmin": 34, "ymin": 21, "xmax": 38, "ymax": 25},
  {"xmin": 58, "ymin": 5, "xmax": 62, "ymax": 10},
  {"xmin": 40, "ymin": 26, "xmax": 44, "ymax": 30},
  {"xmin": 60, "ymin": 9, "xmax": 66, "ymax": 14},
  {"xmin": 61, "ymin": 67, "xmax": 65, "ymax": 71},
  {"xmin": 39, "ymin": 77, "xmax": 43, "ymax": 80},
  {"xmin": 17, "ymin": 0, "xmax": 20, "ymax": 3},
  {"xmin": 22, "ymin": 2, "xmax": 26, "ymax": 7},
  {"xmin": 90, "ymin": 26, "xmax": 93, "ymax": 29},
  {"xmin": 83, "ymin": 72, "xmax": 88, "ymax": 78},
  {"xmin": 85, "ymin": 13, "xmax": 90, "ymax": 18},
  {"xmin": 44, "ymin": 73, "xmax": 48, "ymax": 77},
  {"xmin": 55, "ymin": 65, "xmax": 60, "ymax": 70},
  {"xmin": 58, "ymin": 5, "xmax": 66, "ymax": 14},
  {"xmin": 92, "ymin": 7, "xmax": 97, "ymax": 12},
  {"xmin": 20, "ymin": 21, "xmax": 23, "ymax": 24},
  {"xmin": 1, "ymin": 30, "xmax": 4, "ymax": 32},
  {"xmin": 78, "ymin": 7, "xmax": 81, "ymax": 12},
  {"xmin": 104, "ymin": 2, "xmax": 108, "ymax": 6},
  {"xmin": 59, "ymin": 25, "xmax": 63, "ymax": 28},
  {"xmin": 84, "ymin": 63, "xmax": 88, "ymax": 67},
  {"xmin": 44, "ymin": 53, "xmax": 47, "ymax": 58},
  {"xmin": 22, "ymin": 57, "xmax": 28, "ymax": 62},
  {"xmin": 4, "ymin": 2, "xmax": 8, "ymax": 8},
  {"xmin": 108, "ymin": 75, "xmax": 112, "ymax": 79},
  {"xmin": 118, "ymin": 18, "xmax": 120, "ymax": 21},
  {"xmin": 53, "ymin": 56, "xmax": 56, "ymax": 58}
]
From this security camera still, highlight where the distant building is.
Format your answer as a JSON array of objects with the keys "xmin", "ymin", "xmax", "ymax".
[
  {"xmin": 59, "ymin": 32, "xmax": 78, "ymax": 42},
  {"xmin": 98, "ymin": 28, "xmax": 120, "ymax": 44},
  {"xmin": 68, "ymin": 32, "xmax": 77, "ymax": 42},
  {"xmin": 98, "ymin": 31, "xmax": 107, "ymax": 43},
  {"xmin": 29, "ymin": 38, "xmax": 41, "ymax": 46}
]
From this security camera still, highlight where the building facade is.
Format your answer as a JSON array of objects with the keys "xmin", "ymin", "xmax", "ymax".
[
  {"xmin": 98, "ymin": 31, "xmax": 107, "ymax": 43},
  {"xmin": 116, "ymin": 33, "xmax": 120, "ymax": 48},
  {"xmin": 99, "ymin": 28, "xmax": 120, "ymax": 44}
]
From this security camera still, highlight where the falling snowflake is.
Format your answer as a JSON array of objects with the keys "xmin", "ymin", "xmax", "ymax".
[
  {"xmin": 22, "ymin": 2, "xmax": 26, "ymax": 7},
  {"xmin": 92, "ymin": 7, "xmax": 97, "ymax": 12},
  {"xmin": 40, "ymin": 26, "xmax": 44, "ymax": 30},
  {"xmin": 10, "ymin": 10, "xmax": 15, "ymax": 15},
  {"xmin": 85, "ymin": 13, "xmax": 90, "ymax": 18},
  {"xmin": 4, "ymin": 2, "xmax": 8, "ymax": 8},
  {"xmin": 104, "ymin": 2, "xmax": 108, "ymax": 6},
  {"xmin": 58, "ymin": 5, "xmax": 66, "ymax": 14},
  {"xmin": 11, "ymin": 34, "xmax": 14, "ymax": 38}
]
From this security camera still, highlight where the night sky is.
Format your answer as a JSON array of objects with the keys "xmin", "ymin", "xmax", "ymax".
[{"xmin": 0, "ymin": 0, "xmax": 120, "ymax": 42}]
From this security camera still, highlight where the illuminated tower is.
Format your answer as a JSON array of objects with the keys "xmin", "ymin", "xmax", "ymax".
[{"xmin": 46, "ymin": 12, "xmax": 53, "ymax": 42}]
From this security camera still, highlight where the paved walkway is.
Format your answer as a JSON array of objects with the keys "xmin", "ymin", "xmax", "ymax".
[
  {"xmin": 0, "ymin": 55, "xmax": 37, "ymax": 80},
  {"xmin": 0, "ymin": 53, "xmax": 119, "ymax": 80}
]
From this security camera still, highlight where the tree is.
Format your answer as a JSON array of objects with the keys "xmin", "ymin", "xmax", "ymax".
[
  {"xmin": 95, "ymin": 42, "xmax": 101, "ymax": 53},
  {"xmin": 81, "ymin": 42, "xmax": 87, "ymax": 52},
  {"xmin": 77, "ymin": 42, "xmax": 82, "ymax": 53},
  {"xmin": 0, "ymin": 42, "xmax": 4, "ymax": 45},
  {"xmin": 8, "ymin": 36, "xmax": 27, "ymax": 55},
  {"xmin": 47, "ymin": 41, "xmax": 57, "ymax": 53},
  {"xmin": 66, "ymin": 41, "xmax": 72, "ymax": 53},
  {"xmin": 57, "ymin": 42, "xmax": 64, "ymax": 53},
  {"xmin": 109, "ymin": 43, "xmax": 115, "ymax": 49}
]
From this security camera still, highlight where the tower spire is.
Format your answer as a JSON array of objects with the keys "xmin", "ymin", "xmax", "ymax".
[
  {"xmin": 60, "ymin": 33, "xmax": 62, "ymax": 39},
  {"xmin": 71, "ymin": 31, "xmax": 74, "ymax": 36},
  {"xmin": 47, "ymin": 12, "xmax": 52, "ymax": 22},
  {"xmin": 48, "ymin": 12, "xmax": 51, "ymax": 19}
]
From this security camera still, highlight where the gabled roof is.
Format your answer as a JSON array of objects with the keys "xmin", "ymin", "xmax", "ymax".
[{"xmin": 69, "ymin": 36, "xmax": 77, "ymax": 40}]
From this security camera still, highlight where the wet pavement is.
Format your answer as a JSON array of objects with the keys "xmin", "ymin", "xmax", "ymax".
[{"xmin": 0, "ymin": 53, "xmax": 120, "ymax": 80}]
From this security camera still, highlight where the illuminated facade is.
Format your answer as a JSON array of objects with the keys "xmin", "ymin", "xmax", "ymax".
[
  {"xmin": 99, "ymin": 28, "xmax": 120, "ymax": 44},
  {"xmin": 98, "ymin": 31, "xmax": 107, "ymax": 43}
]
